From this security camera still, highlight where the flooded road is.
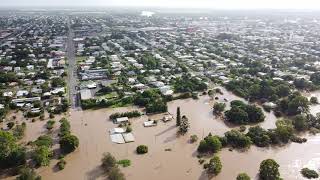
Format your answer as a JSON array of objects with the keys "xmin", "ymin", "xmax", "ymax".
[{"xmin": 9, "ymin": 90, "xmax": 320, "ymax": 180}]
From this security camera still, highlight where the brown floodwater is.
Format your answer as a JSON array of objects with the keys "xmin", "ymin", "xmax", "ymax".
[{"xmin": 5, "ymin": 89, "xmax": 320, "ymax": 180}]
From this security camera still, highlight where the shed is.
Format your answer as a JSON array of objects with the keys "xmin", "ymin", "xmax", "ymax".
[
  {"xmin": 80, "ymin": 89, "xmax": 92, "ymax": 100},
  {"xmin": 123, "ymin": 133, "xmax": 135, "ymax": 143},
  {"xmin": 110, "ymin": 134, "xmax": 125, "ymax": 144},
  {"xmin": 115, "ymin": 117, "xmax": 129, "ymax": 124},
  {"xmin": 143, "ymin": 120, "xmax": 157, "ymax": 127},
  {"xmin": 109, "ymin": 128, "xmax": 125, "ymax": 134}
]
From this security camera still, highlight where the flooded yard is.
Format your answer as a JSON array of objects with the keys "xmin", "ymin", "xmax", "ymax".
[{"xmin": 7, "ymin": 90, "xmax": 320, "ymax": 180}]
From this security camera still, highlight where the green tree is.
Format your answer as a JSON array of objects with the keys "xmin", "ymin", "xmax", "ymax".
[
  {"xmin": 198, "ymin": 134, "xmax": 222, "ymax": 153},
  {"xmin": 225, "ymin": 106, "xmax": 249, "ymax": 124},
  {"xmin": 245, "ymin": 105, "xmax": 265, "ymax": 123},
  {"xmin": 57, "ymin": 159, "xmax": 66, "ymax": 170},
  {"xmin": 0, "ymin": 131, "xmax": 26, "ymax": 168},
  {"xmin": 206, "ymin": 156, "xmax": 222, "ymax": 176},
  {"xmin": 101, "ymin": 152, "xmax": 117, "ymax": 173},
  {"xmin": 213, "ymin": 102, "xmax": 226, "ymax": 114},
  {"xmin": 259, "ymin": 159, "xmax": 281, "ymax": 180},
  {"xmin": 292, "ymin": 115, "xmax": 308, "ymax": 131},
  {"xmin": 179, "ymin": 115, "xmax": 190, "ymax": 135},
  {"xmin": 288, "ymin": 95, "xmax": 309, "ymax": 115},
  {"xmin": 248, "ymin": 84, "xmax": 261, "ymax": 99},
  {"xmin": 59, "ymin": 134, "xmax": 79, "ymax": 154},
  {"xmin": 301, "ymin": 168, "xmax": 319, "ymax": 179},
  {"xmin": 12, "ymin": 123, "xmax": 26, "ymax": 140},
  {"xmin": 51, "ymin": 77, "xmax": 66, "ymax": 87},
  {"xmin": 16, "ymin": 167, "xmax": 41, "ymax": 180},
  {"xmin": 310, "ymin": 72, "xmax": 320, "ymax": 85},
  {"xmin": 176, "ymin": 107, "xmax": 181, "ymax": 126},
  {"xmin": 59, "ymin": 118, "xmax": 71, "ymax": 137},
  {"xmin": 275, "ymin": 84, "xmax": 290, "ymax": 97},
  {"xmin": 108, "ymin": 167, "xmax": 126, "ymax": 180},
  {"xmin": 275, "ymin": 120, "xmax": 294, "ymax": 143},
  {"xmin": 225, "ymin": 130, "xmax": 251, "ymax": 149},
  {"xmin": 34, "ymin": 135, "xmax": 53, "ymax": 147},
  {"xmin": 230, "ymin": 100, "xmax": 247, "ymax": 108},
  {"xmin": 33, "ymin": 146, "xmax": 52, "ymax": 167},
  {"xmin": 246, "ymin": 126, "xmax": 271, "ymax": 147},
  {"xmin": 237, "ymin": 173, "xmax": 251, "ymax": 180},
  {"xmin": 46, "ymin": 120, "xmax": 55, "ymax": 130},
  {"xmin": 310, "ymin": 97, "xmax": 318, "ymax": 104}
]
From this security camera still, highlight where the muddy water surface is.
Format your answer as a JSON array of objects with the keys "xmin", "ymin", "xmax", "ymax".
[{"xmin": 9, "ymin": 91, "xmax": 320, "ymax": 180}]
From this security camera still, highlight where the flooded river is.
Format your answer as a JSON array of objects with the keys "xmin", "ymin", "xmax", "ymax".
[{"xmin": 7, "ymin": 89, "xmax": 320, "ymax": 180}]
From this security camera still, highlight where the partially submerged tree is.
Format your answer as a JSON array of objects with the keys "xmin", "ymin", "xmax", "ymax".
[
  {"xmin": 259, "ymin": 159, "xmax": 281, "ymax": 180},
  {"xmin": 179, "ymin": 115, "xmax": 190, "ymax": 135},
  {"xmin": 16, "ymin": 167, "xmax": 41, "ymax": 180},
  {"xmin": 101, "ymin": 152, "xmax": 117, "ymax": 173},
  {"xmin": 213, "ymin": 102, "xmax": 226, "ymax": 114},
  {"xmin": 176, "ymin": 107, "xmax": 181, "ymax": 126},
  {"xmin": 32, "ymin": 146, "xmax": 53, "ymax": 167},
  {"xmin": 59, "ymin": 134, "xmax": 79, "ymax": 154},
  {"xmin": 237, "ymin": 173, "xmax": 251, "ymax": 180},
  {"xmin": 204, "ymin": 156, "xmax": 222, "ymax": 176}
]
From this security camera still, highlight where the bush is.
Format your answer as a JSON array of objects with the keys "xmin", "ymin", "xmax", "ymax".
[
  {"xmin": 136, "ymin": 145, "xmax": 148, "ymax": 154},
  {"xmin": 108, "ymin": 167, "xmax": 125, "ymax": 180},
  {"xmin": 126, "ymin": 126, "xmax": 132, "ymax": 133},
  {"xmin": 213, "ymin": 102, "xmax": 226, "ymax": 114},
  {"xmin": 198, "ymin": 159, "xmax": 205, "ymax": 164},
  {"xmin": 239, "ymin": 125, "xmax": 246, "ymax": 132},
  {"xmin": 310, "ymin": 97, "xmax": 318, "ymax": 104},
  {"xmin": 12, "ymin": 123, "xmax": 26, "ymax": 140},
  {"xmin": 32, "ymin": 146, "xmax": 53, "ymax": 167},
  {"xmin": 301, "ymin": 168, "xmax": 319, "ymax": 179},
  {"xmin": 49, "ymin": 113, "xmax": 55, "ymax": 119},
  {"xmin": 109, "ymin": 111, "xmax": 141, "ymax": 120},
  {"xmin": 59, "ymin": 134, "xmax": 79, "ymax": 154},
  {"xmin": 237, "ymin": 173, "xmax": 250, "ymax": 180},
  {"xmin": 7, "ymin": 122, "xmax": 15, "ymax": 129},
  {"xmin": 16, "ymin": 167, "xmax": 42, "ymax": 180},
  {"xmin": 46, "ymin": 120, "xmax": 55, "ymax": 130},
  {"xmin": 292, "ymin": 115, "xmax": 308, "ymax": 131},
  {"xmin": 192, "ymin": 93, "xmax": 199, "ymax": 99},
  {"xmin": 309, "ymin": 127, "xmax": 320, "ymax": 135},
  {"xmin": 57, "ymin": 159, "xmax": 66, "ymax": 170},
  {"xmin": 290, "ymin": 136, "xmax": 307, "ymax": 143},
  {"xmin": 190, "ymin": 135, "xmax": 198, "ymax": 143},
  {"xmin": 117, "ymin": 159, "xmax": 131, "ymax": 167},
  {"xmin": 59, "ymin": 118, "xmax": 71, "ymax": 136},
  {"xmin": 34, "ymin": 135, "xmax": 53, "ymax": 147}
]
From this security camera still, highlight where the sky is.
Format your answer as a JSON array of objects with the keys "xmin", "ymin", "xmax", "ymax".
[{"xmin": 2, "ymin": 0, "xmax": 320, "ymax": 9}]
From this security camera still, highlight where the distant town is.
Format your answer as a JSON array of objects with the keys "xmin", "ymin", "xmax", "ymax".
[{"xmin": 1, "ymin": 8, "xmax": 320, "ymax": 180}]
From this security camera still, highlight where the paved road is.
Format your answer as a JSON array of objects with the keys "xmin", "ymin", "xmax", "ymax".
[{"xmin": 66, "ymin": 17, "xmax": 81, "ymax": 110}]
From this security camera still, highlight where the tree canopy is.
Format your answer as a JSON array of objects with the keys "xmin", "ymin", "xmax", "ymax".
[{"xmin": 259, "ymin": 159, "xmax": 281, "ymax": 180}]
